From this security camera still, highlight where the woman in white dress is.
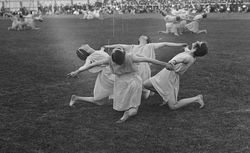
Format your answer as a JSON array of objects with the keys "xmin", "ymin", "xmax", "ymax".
[
  {"xmin": 185, "ymin": 13, "xmax": 207, "ymax": 34},
  {"xmin": 69, "ymin": 44, "xmax": 115, "ymax": 106},
  {"xmin": 5, "ymin": 13, "xmax": 23, "ymax": 31},
  {"xmin": 68, "ymin": 47, "xmax": 172, "ymax": 123},
  {"xmin": 22, "ymin": 13, "xmax": 43, "ymax": 30},
  {"xmin": 104, "ymin": 35, "xmax": 187, "ymax": 99},
  {"xmin": 159, "ymin": 14, "xmax": 181, "ymax": 36},
  {"xmin": 143, "ymin": 41, "xmax": 208, "ymax": 109}
]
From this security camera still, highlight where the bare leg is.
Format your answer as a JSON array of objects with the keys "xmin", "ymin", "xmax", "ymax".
[
  {"xmin": 32, "ymin": 27, "xmax": 40, "ymax": 30},
  {"xmin": 116, "ymin": 107, "xmax": 138, "ymax": 123},
  {"xmin": 143, "ymin": 79, "xmax": 158, "ymax": 93},
  {"xmin": 174, "ymin": 32, "xmax": 179, "ymax": 36},
  {"xmin": 158, "ymin": 30, "xmax": 170, "ymax": 34},
  {"xmin": 168, "ymin": 94, "xmax": 204, "ymax": 110},
  {"xmin": 142, "ymin": 89, "xmax": 150, "ymax": 99},
  {"xmin": 69, "ymin": 95, "xmax": 104, "ymax": 106},
  {"xmin": 172, "ymin": 26, "xmax": 179, "ymax": 36},
  {"xmin": 197, "ymin": 30, "xmax": 207, "ymax": 34},
  {"xmin": 144, "ymin": 80, "xmax": 165, "ymax": 106}
]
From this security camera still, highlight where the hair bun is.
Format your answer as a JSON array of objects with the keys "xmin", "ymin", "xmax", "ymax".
[{"xmin": 76, "ymin": 48, "xmax": 90, "ymax": 61}]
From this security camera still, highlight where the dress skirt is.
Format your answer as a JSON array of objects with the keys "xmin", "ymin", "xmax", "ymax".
[
  {"xmin": 113, "ymin": 72, "xmax": 142, "ymax": 111},
  {"xmin": 185, "ymin": 20, "xmax": 199, "ymax": 33},
  {"xmin": 149, "ymin": 68, "xmax": 179, "ymax": 103},
  {"xmin": 93, "ymin": 67, "xmax": 114, "ymax": 99}
]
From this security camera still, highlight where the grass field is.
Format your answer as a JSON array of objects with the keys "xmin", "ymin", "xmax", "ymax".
[{"xmin": 0, "ymin": 13, "xmax": 250, "ymax": 153}]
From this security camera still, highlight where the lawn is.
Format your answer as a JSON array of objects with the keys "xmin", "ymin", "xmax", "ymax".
[{"xmin": 0, "ymin": 13, "xmax": 250, "ymax": 153}]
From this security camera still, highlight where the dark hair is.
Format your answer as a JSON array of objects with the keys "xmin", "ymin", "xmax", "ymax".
[
  {"xmin": 193, "ymin": 42, "xmax": 208, "ymax": 57},
  {"xmin": 176, "ymin": 16, "xmax": 181, "ymax": 21},
  {"xmin": 76, "ymin": 48, "xmax": 90, "ymax": 61},
  {"xmin": 160, "ymin": 10, "xmax": 166, "ymax": 16},
  {"xmin": 202, "ymin": 13, "xmax": 207, "ymax": 18},
  {"xmin": 111, "ymin": 47, "xmax": 125, "ymax": 65},
  {"xmin": 146, "ymin": 36, "xmax": 151, "ymax": 44}
]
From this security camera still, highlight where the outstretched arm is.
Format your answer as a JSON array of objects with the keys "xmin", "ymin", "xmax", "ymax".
[
  {"xmin": 180, "ymin": 15, "xmax": 193, "ymax": 21},
  {"xmin": 4, "ymin": 12, "xmax": 14, "ymax": 18},
  {"xmin": 151, "ymin": 42, "xmax": 188, "ymax": 50},
  {"xmin": 133, "ymin": 55, "xmax": 174, "ymax": 70},
  {"xmin": 104, "ymin": 44, "xmax": 131, "ymax": 50},
  {"xmin": 4, "ymin": 13, "xmax": 16, "ymax": 21},
  {"xmin": 67, "ymin": 57, "xmax": 109, "ymax": 78}
]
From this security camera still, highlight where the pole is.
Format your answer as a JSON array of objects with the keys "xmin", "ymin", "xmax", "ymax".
[{"xmin": 112, "ymin": 9, "xmax": 115, "ymax": 37}]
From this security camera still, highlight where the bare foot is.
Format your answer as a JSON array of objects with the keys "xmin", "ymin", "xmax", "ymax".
[
  {"xmin": 158, "ymin": 31, "xmax": 168, "ymax": 34},
  {"xmin": 197, "ymin": 94, "xmax": 204, "ymax": 108},
  {"xmin": 116, "ymin": 112, "xmax": 129, "ymax": 123},
  {"xmin": 116, "ymin": 118, "xmax": 126, "ymax": 124},
  {"xmin": 69, "ymin": 95, "xmax": 77, "ymax": 107},
  {"xmin": 149, "ymin": 91, "xmax": 155, "ymax": 97},
  {"xmin": 116, "ymin": 116, "xmax": 128, "ymax": 124},
  {"xmin": 142, "ymin": 90, "xmax": 150, "ymax": 99},
  {"xmin": 159, "ymin": 101, "xmax": 168, "ymax": 106}
]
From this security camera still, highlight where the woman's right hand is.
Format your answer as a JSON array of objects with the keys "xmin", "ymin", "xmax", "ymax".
[
  {"xmin": 165, "ymin": 63, "xmax": 174, "ymax": 71},
  {"xmin": 67, "ymin": 70, "xmax": 79, "ymax": 78}
]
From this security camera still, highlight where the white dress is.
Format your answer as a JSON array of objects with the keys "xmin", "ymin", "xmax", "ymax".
[
  {"xmin": 131, "ymin": 44, "xmax": 155, "ymax": 82},
  {"xmin": 176, "ymin": 20, "xmax": 187, "ymax": 33},
  {"xmin": 149, "ymin": 52, "xmax": 196, "ymax": 102},
  {"xmin": 109, "ymin": 53, "xmax": 142, "ymax": 111},
  {"xmin": 84, "ymin": 51, "xmax": 114, "ymax": 99},
  {"xmin": 86, "ymin": 11, "xmax": 94, "ymax": 20},
  {"xmin": 164, "ymin": 15, "xmax": 177, "ymax": 33},
  {"xmin": 185, "ymin": 14, "xmax": 203, "ymax": 33}
]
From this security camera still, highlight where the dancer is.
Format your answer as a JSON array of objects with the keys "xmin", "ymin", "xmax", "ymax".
[
  {"xmin": 104, "ymin": 35, "xmax": 187, "ymax": 98},
  {"xmin": 5, "ymin": 13, "xmax": 24, "ymax": 31},
  {"xmin": 144, "ymin": 41, "xmax": 208, "ymax": 109},
  {"xmin": 82, "ymin": 8, "xmax": 102, "ymax": 20},
  {"xmin": 159, "ymin": 8, "xmax": 194, "ymax": 36},
  {"xmin": 68, "ymin": 47, "xmax": 173, "ymax": 123},
  {"xmin": 159, "ymin": 12, "xmax": 181, "ymax": 36},
  {"xmin": 5, "ymin": 12, "xmax": 43, "ymax": 30},
  {"xmin": 69, "ymin": 44, "xmax": 115, "ymax": 106},
  {"xmin": 184, "ymin": 13, "xmax": 207, "ymax": 34},
  {"xmin": 22, "ymin": 13, "xmax": 43, "ymax": 30}
]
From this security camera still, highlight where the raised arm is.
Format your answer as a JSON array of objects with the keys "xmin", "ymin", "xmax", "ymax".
[
  {"xmin": 132, "ymin": 55, "xmax": 174, "ymax": 70},
  {"xmin": 67, "ymin": 57, "xmax": 109, "ymax": 78},
  {"xmin": 151, "ymin": 42, "xmax": 188, "ymax": 50}
]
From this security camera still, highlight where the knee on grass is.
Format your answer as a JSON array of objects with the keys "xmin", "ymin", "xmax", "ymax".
[
  {"xmin": 168, "ymin": 101, "xmax": 179, "ymax": 110},
  {"xmin": 127, "ymin": 107, "xmax": 138, "ymax": 116}
]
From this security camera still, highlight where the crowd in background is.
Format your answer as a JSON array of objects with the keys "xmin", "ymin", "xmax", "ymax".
[{"xmin": 1, "ymin": 0, "xmax": 250, "ymax": 17}]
